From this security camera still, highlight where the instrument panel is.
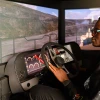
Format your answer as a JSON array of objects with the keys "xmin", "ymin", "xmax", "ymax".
[{"xmin": 24, "ymin": 53, "xmax": 45, "ymax": 75}]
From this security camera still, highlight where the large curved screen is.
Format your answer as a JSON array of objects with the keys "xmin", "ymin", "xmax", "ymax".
[
  {"xmin": 0, "ymin": 1, "xmax": 58, "ymax": 63},
  {"xmin": 65, "ymin": 8, "xmax": 100, "ymax": 47}
]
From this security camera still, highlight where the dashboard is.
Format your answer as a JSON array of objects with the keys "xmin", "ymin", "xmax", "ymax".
[
  {"xmin": 5, "ymin": 42, "xmax": 81, "ymax": 93},
  {"xmin": 24, "ymin": 44, "xmax": 73, "ymax": 75}
]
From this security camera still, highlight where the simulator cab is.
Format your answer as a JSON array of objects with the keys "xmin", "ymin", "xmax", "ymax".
[{"xmin": 0, "ymin": 0, "xmax": 100, "ymax": 100}]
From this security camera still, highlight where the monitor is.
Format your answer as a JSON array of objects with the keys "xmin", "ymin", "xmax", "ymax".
[
  {"xmin": 0, "ymin": 1, "xmax": 58, "ymax": 63},
  {"xmin": 65, "ymin": 8, "xmax": 100, "ymax": 47}
]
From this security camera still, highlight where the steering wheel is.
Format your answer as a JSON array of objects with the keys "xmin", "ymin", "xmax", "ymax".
[{"xmin": 41, "ymin": 42, "xmax": 79, "ymax": 78}]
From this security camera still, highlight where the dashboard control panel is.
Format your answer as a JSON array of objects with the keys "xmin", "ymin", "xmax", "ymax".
[{"xmin": 5, "ymin": 43, "xmax": 77, "ymax": 93}]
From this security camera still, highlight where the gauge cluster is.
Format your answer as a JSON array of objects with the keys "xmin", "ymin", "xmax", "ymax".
[{"xmin": 24, "ymin": 53, "xmax": 45, "ymax": 75}]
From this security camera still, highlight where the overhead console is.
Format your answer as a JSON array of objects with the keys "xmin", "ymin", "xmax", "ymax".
[{"xmin": 5, "ymin": 42, "xmax": 81, "ymax": 93}]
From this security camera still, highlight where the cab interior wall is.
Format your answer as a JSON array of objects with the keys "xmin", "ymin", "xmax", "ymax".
[
  {"xmin": 7, "ymin": 0, "xmax": 60, "ymax": 9},
  {"xmin": 7, "ymin": 0, "xmax": 100, "ymax": 9}
]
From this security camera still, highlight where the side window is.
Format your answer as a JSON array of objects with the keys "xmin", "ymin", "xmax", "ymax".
[{"xmin": 65, "ymin": 8, "xmax": 98, "ymax": 47}]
